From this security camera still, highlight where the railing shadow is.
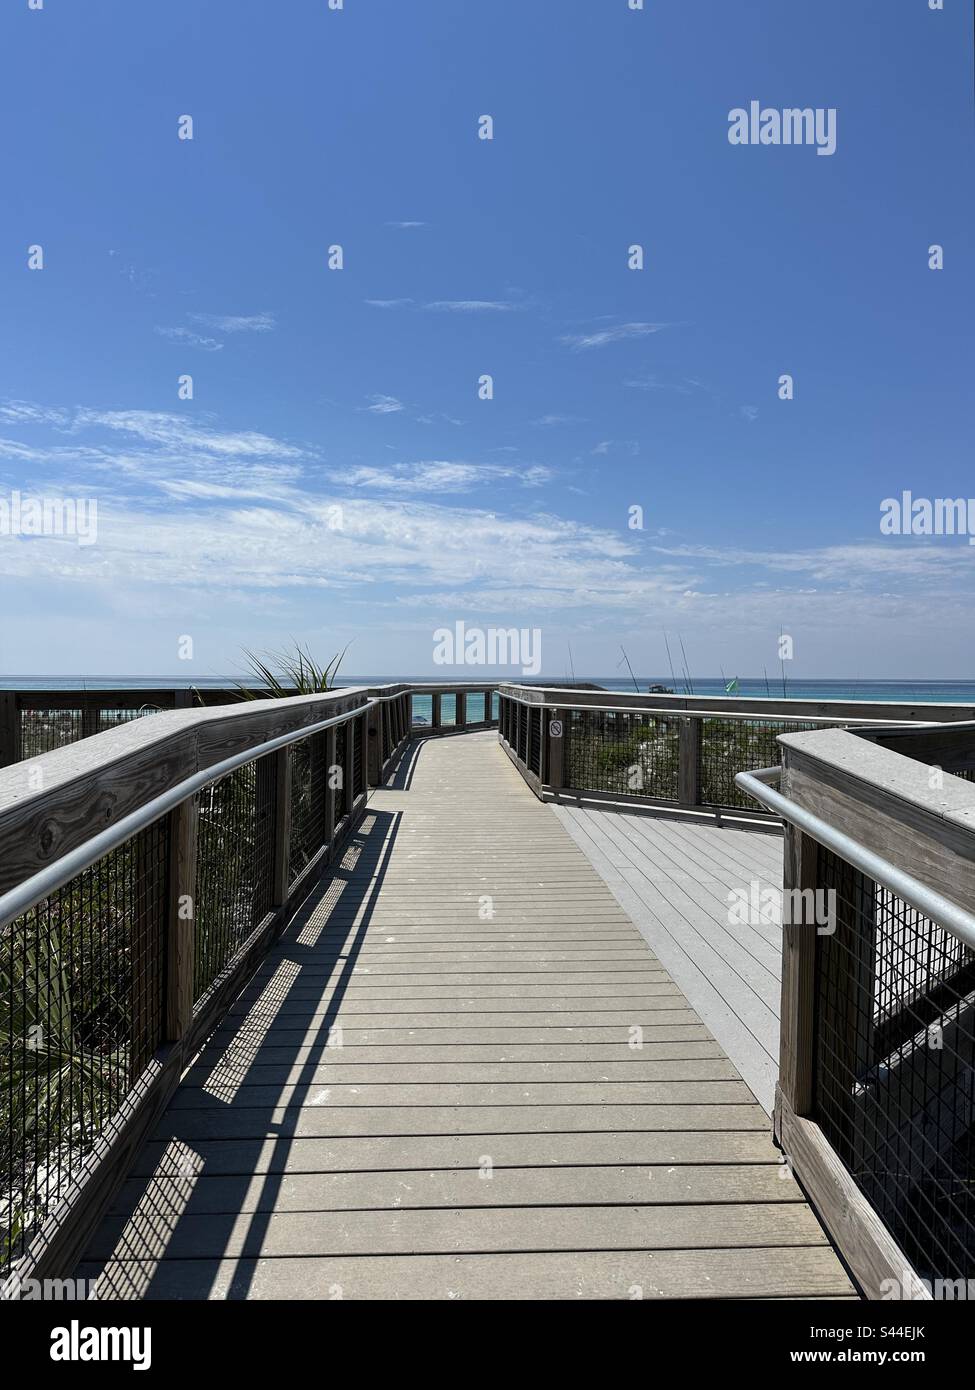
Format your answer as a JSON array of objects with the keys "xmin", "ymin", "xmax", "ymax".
[{"xmin": 79, "ymin": 753, "xmax": 418, "ymax": 1299}]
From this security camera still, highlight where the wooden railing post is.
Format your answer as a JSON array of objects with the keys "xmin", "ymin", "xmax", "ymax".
[
  {"xmin": 367, "ymin": 700, "xmax": 382, "ymax": 785},
  {"xmin": 81, "ymin": 701, "xmax": 100, "ymax": 741},
  {"xmin": 345, "ymin": 715, "xmax": 356, "ymax": 807},
  {"xmin": 678, "ymin": 717, "xmax": 702, "ymax": 808},
  {"xmin": 432, "ymin": 692, "xmax": 442, "ymax": 730},
  {"xmin": 270, "ymin": 747, "xmax": 292, "ymax": 908},
  {"xmin": 546, "ymin": 708, "xmax": 567, "ymax": 791},
  {"xmin": 324, "ymin": 726, "xmax": 337, "ymax": 853},
  {"xmin": 456, "ymin": 691, "xmax": 467, "ymax": 728},
  {"xmin": 776, "ymin": 822, "xmax": 820, "ymax": 1127},
  {"xmin": 165, "ymin": 796, "xmax": 199, "ymax": 1043},
  {"xmin": 0, "ymin": 692, "xmax": 19, "ymax": 768}
]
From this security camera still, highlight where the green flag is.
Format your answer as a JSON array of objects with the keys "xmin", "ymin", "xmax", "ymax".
[{"xmin": 725, "ymin": 676, "xmax": 739, "ymax": 694}]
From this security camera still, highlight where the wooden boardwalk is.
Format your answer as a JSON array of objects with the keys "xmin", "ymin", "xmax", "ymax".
[
  {"xmin": 553, "ymin": 807, "xmax": 784, "ymax": 1114},
  {"xmin": 78, "ymin": 732, "xmax": 854, "ymax": 1300}
]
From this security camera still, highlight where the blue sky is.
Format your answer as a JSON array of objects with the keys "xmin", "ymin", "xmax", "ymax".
[{"xmin": 1, "ymin": 0, "xmax": 973, "ymax": 680}]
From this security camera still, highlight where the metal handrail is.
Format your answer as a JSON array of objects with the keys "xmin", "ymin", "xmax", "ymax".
[
  {"xmin": 735, "ymin": 766, "xmax": 975, "ymax": 954},
  {"xmin": 0, "ymin": 700, "xmax": 380, "ymax": 934},
  {"xmin": 497, "ymin": 690, "xmax": 910, "ymax": 727}
]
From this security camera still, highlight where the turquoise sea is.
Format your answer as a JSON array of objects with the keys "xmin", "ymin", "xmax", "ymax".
[{"xmin": 4, "ymin": 675, "xmax": 974, "ymax": 729}]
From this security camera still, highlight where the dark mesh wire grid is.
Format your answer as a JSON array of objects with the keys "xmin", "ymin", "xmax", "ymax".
[
  {"xmin": 1, "ymin": 821, "xmax": 167, "ymax": 1273},
  {"xmin": 194, "ymin": 756, "xmax": 276, "ymax": 1000},
  {"xmin": 699, "ymin": 718, "xmax": 819, "ymax": 809},
  {"xmin": 352, "ymin": 717, "xmax": 364, "ymax": 798},
  {"xmin": 565, "ymin": 709, "xmax": 679, "ymax": 800},
  {"xmin": 517, "ymin": 705, "xmax": 529, "ymax": 764},
  {"xmin": 19, "ymin": 709, "xmax": 84, "ymax": 760},
  {"xmin": 528, "ymin": 707, "xmax": 542, "ymax": 776},
  {"xmin": 334, "ymin": 723, "xmax": 348, "ymax": 822},
  {"xmin": 97, "ymin": 706, "xmax": 160, "ymax": 734},
  {"xmin": 288, "ymin": 732, "xmax": 327, "ymax": 886},
  {"xmin": 814, "ymin": 847, "xmax": 975, "ymax": 1285}
]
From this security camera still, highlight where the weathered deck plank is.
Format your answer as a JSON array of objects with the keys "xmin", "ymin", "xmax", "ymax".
[
  {"xmin": 77, "ymin": 732, "xmax": 853, "ymax": 1301},
  {"xmin": 555, "ymin": 804, "xmax": 784, "ymax": 1113}
]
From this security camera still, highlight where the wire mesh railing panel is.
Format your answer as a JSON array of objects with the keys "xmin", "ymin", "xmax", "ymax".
[
  {"xmin": 288, "ymin": 733, "xmax": 326, "ymax": 885},
  {"xmin": 564, "ymin": 709, "xmax": 680, "ymax": 800},
  {"xmin": 194, "ymin": 757, "xmax": 276, "ymax": 1001},
  {"xmin": 814, "ymin": 847, "xmax": 975, "ymax": 1285},
  {"xmin": 466, "ymin": 693, "xmax": 485, "ymax": 724},
  {"xmin": 529, "ymin": 707, "xmax": 542, "ymax": 777},
  {"xmin": 19, "ymin": 709, "xmax": 84, "ymax": 761},
  {"xmin": 334, "ymin": 723, "xmax": 348, "ymax": 822},
  {"xmin": 440, "ymin": 694, "xmax": 456, "ymax": 727},
  {"xmin": 700, "ymin": 718, "xmax": 819, "ymax": 809},
  {"xmin": 1, "ymin": 821, "xmax": 167, "ymax": 1275},
  {"xmin": 97, "ymin": 707, "xmax": 161, "ymax": 734},
  {"xmin": 352, "ymin": 718, "xmax": 364, "ymax": 798},
  {"xmin": 517, "ymin": 705, "xmax": 529, "ymax": 764}
]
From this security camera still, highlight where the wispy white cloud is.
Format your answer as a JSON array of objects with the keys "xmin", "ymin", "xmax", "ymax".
[
  {"xmin": 189, "ymin": 312, "xmax": 276, "ymax": 334},
  {"xmin": 385, "ymin": 221, "xmax": 427, "ymax": 229},
  {"xmin": 154, "ymin": 326, "xmax": 224, "ymax": 352},
  {"xmin": 362, "ymin": 394, "xmax": 405, "ymax": 415},
  {"xmin": 425, "ymin": 300, "xmax": 521, "ymax": 313},
  {"xmin": 561, "ymin": 322, "xmax": 674, "ymax": 351},
  {"xmin": 337, "ymin": 461, "xmax": 552, "ymax": 494},
  {"xmin": 592, "ymin": 440, "xmax": 639, "ymax": 457},
  {"xmin": 365, "ymin": 298, "xmax": 524, "ymax": 313},
  {"xmin": 3, "ymin": 399, "xmax": 972, "ymax": 666}
]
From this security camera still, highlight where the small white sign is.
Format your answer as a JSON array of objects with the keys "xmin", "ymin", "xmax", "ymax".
[{"xmin": 549, "ymin": 720, "xmax": 563, "ymax": 739}]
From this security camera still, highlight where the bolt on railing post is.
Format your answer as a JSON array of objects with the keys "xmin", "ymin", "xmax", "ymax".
[
  {"xmin": 164, "ymin": 796, "xmax": 199, "ymax": 1043},
  {"xmin": 678, "ymin": 717, "xmax": 702, "ymax": 808}
]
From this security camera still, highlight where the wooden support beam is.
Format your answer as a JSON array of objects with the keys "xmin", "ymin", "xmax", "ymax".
[
  {"xmin": 456, "ymin": 691, "xmax": 467, "ymax": 728},
  {"xmin": 678, "ymin": 717, "xmax": 701, "ymax": 808},
  {"xmin": 164, "ymin": 796, "xmax": 199, "ymax": 1043},
  {"xmin": 366, "ymin": 701, "xmax": 382, "ymax": 786},
  {"xmin": 0, "ymin": 692, "xmax": 18, "ymax": 768},
  {"xmin": 344, "ymin": 717, "xmax": 356, "ymax": 809},
  {"xmin": 776, "ymin": 824, "xmax": 819, "ymax": 1121},
  {"xmin": 324, "ymin": 726, "xmax": 337, "ymax": 853},
  {"xmin": 776, "ymin": 1093, "xmax": 930, "ymax": 1301},
  {"xmin": 270, "ymin": 747, "xmax": 292, "ymax": 907},
  {"xmin": 432, "ymin": 692, "xmax": 442, "ymax": 729},
  {"xmin": 546, "ymin": 708, "xmax": 567, "ymax": 791}
]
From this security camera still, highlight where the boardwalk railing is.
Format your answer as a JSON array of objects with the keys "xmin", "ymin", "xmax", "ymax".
[
  {"xmin": 737, "ymin": 725, "xmax": 975, "ymax": 1300},
  {"xmin": 497, "ymin": 684, "xmax": 975, "ymax": 822},
  {"xmin": 0, "ymin": 681, "xmax": 493, "ymax": 1290},
  {"xmin": 0, "ymin": 683, "xmax": 498, "ymax": 768}
]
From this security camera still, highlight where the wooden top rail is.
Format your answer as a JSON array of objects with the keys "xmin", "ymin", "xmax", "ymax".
[
  {"xmin": 854, "ymin": 718, "xmax": 975, "ymax": 771},
  {"xmin": 0, "ymin": 687, "xmax": 374, "ymax": 897},
  {"xmin": 778, "ymin": 725, "xmax": 975, "ymax": 912},
  {"xmin": 499, "ymin": 682, "xmax": 975, "ymax": 724}
]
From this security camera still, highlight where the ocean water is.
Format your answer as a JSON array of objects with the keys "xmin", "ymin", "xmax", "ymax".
[{"xmin": 5, "ymin": 674, "xmax": 974, "ymax": 730}]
